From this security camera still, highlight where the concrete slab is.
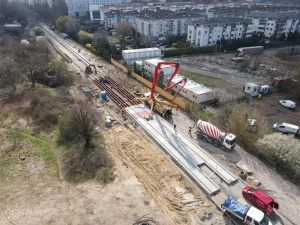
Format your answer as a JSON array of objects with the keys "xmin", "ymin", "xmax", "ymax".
[{"xmin": 125, "ymin": 104, "xmax": 238, "ymax": 195}]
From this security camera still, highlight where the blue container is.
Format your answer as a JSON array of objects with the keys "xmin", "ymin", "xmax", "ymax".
[{"xmin": 101, "ymin": 91, "xmax": 107, "ymax": 100}]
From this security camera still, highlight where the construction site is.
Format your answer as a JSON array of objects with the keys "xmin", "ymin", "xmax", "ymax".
[
  {"xmin": 46, "ymin": 24, "xmax": 299, "ymax": 225},
  {"xmin": 0, "ymin": 25, "xmax": 299, "ymax": 225}
]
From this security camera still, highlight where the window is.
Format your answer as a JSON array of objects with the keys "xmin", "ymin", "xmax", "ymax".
[{"xmin": 246, "ymin": 216, "xmax": 252, "ymax": 223}]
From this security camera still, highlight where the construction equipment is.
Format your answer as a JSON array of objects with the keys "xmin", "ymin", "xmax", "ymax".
[
  {"xmin": 195, "ymin": 119, "xmax": 236, "ymax": 151},
  {"xmin": 221, "ymin": 196, "xmax": 273, "ymax": 225},
  {"xmin": 135, "ymin": 61, "xmax": 187, "ymax": 118},
  {"xmin": 85, "ymin": 64, "xmax": 97, "ymax": 75}
]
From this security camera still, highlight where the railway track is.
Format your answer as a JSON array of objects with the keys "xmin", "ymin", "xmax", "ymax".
[{"xmin": 42, "ymin": 25, "xmax": 143, "ymax": 109}]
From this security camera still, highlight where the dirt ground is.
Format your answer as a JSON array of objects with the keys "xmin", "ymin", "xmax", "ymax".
[
  {"xmin": 1, "ymin": 35, "xmax": 299, "ymax": 225},
  {"xmin": 64, "ymin": 41, "xmax": 300, "ymax": 224}
]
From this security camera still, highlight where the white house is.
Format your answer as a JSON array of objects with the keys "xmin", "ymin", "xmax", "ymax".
[
  {"xmin": 143, "ymin": 59, "xmax": 175, "ymax": 78},
  {"xmin": 168, "ymin": 74, "xmax": 214, "ymax": 104},
  {"xmin": 122, "ymin": 47, "xmax": 161, "ymax": 65}
]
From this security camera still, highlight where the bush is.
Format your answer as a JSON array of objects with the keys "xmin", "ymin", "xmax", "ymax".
[
  {"xmin": 63, "ymin": 144, "xmax": 115, "ymax": 183},
  {"xmin": 163, "ymin": 46, "xmax": 216, "ymax": 58}
]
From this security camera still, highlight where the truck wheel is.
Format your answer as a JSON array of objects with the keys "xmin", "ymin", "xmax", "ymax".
[
  {"xmin": 203, "ymin": 137, "xmax": 208, "ymax": 142},
  {"xmin": 197, "ymin": 134, "xmax": 203, "ymax": 140},
  {"xmin": 213, "ymin": 141, "xmax": 220, "ymax": 147},
  {"xmin": 220, "ymin": 145, "xmax": 226, "ymax": 151}
]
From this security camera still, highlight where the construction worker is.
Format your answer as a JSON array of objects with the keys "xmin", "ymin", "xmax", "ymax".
[
  {"xmin": 188, "ymin": 126, "xmax": 192, "ymax": 135},
  {"xmin": 173, "ymin": 124, "xmax": 176, "ymax": 130},
  {"xmin": 121, "ymin": 108, "xmax": 125, "ymax": 114}
]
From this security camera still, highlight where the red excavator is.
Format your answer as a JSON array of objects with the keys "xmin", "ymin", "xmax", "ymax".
[
  {"xmin": 85, "ymin": 64, "xmax": 97, "ymax": 74},
  {"xmin": 135, "ymin": 61, "xmax": 187, "ymax": 118}
]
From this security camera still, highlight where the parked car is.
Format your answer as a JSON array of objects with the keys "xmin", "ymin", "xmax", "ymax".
[
  {"xmin": 164, "ymin": 45, "xmax": 171, "ymax": 48},
  {"xmin": 159, "ymin": 43, "xmax": 166, "ymax": 46},
  {"xmin": 279, "ymin": 100, "xmax": 296, "ymax": 109},
  {"xmin": 98, "ymin": 64, "xmax": 103, "ymax": 68}
]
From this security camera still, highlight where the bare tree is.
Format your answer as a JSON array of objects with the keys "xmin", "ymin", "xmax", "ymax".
[
  {"xmin": 228, "ymin": 104, "xmax": 271, "ymax": 147},
  {"xmin": 22, "ymin": 53, "xmax": 46, "ymax": 88},
  {"xmin": 20, "ymin": 44, "xmax": 48, "ymax": 88},
  {"xmin": 114, "ymin": 21, "xmax": 134, "ymax": 37},
  {"xmin": 62, "ymin": 101, "xmax": 99, "ymax": 154},
  {"xmin": 0, "ymin": 57, "xmax": 20, "ymax": 93}
]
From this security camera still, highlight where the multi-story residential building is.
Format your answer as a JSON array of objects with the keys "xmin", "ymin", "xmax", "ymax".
[
  {"xmin": 187, "ymin": 18, "xmax": 252, "ymax": 47},
  {"xmin": 135, "ymin": 10, "xmax": 204, "ymax": 39},
  {"xmin": 67, "ymin": 0, "xmax": 126, "ymax": 17},
  {"xmin": 97, "ymin": 4, "xmax": 156, "ymax": 22},
  {"xmin": 247, "ymin": 12, "xmax": 300, "ymax": 38},
  {"xmin": 104, "ymin": 10, "xmax": 138, "ymax": 31},
  {"xmin": 94, "ymin": 2, "xmax": 209, "ymax": 23}
]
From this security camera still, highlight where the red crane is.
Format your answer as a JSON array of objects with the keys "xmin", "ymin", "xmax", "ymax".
[{"xmin": 135, "ymin": 61, "xmax": 187, "ymax": 118}]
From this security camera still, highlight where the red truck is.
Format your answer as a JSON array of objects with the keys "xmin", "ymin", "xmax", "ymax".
[{"xmin": 242, "ymin": 186, "xmax": 279, "ymax": 220}]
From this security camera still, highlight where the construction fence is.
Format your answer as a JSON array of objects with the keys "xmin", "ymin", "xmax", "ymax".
[{"xmin": 111, "ymin": 58, "xmax": 186, "ymax": 110}]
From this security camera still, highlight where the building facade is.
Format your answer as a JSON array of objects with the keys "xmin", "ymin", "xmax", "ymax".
[
  {"xmin": 143, "ymin": 58, "xmax": 174, "ymax": 78},
  {"xmin": 187, "ymin": 18, "xmax": 252, "ymax": 47},
  {"xmin": 135, "ymin": 10, "xmax": 204, "ymax": 39}
]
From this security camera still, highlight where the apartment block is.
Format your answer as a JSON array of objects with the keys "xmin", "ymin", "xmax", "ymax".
[{"xmin": 187, "ymin": 18, "xmax": 252, "ymax": 47}]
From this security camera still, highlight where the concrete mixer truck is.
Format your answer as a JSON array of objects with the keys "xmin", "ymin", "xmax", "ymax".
[{"xmin": 196, "ymin": 120, "xmax": 236, "ymax": 151}]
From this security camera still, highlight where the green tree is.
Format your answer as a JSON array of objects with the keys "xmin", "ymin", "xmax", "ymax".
[
  {"xmin": 56, "ymin": 16, "xmax": 80, "ymax": 39},
  {"xmin": 78, "ymin": 30, "xmax": 93, "ymax": 45},
  {"xmin": 95, "ymin": 37, "xmax": 112, "ymax": 62}
]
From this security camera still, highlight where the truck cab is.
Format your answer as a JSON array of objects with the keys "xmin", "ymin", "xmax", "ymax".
[
  {"xmin": 245, "ymin": 206, "xmax": 273, "ymax": 225},
  {"xmin": 243, "ymin": 186, "xmax": 279, "ymax": 220},
  {"xmin": 222, "ymin": 133, "xmax": 236, "ymax": 150}
]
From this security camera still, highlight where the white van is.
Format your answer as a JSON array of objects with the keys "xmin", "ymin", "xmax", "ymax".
[
  {"xmin": 273, "ymin": 122, "xmax": 299, "ymax": 135},
  {"xmin": 279, "ymin": 100, "xmax": 296, "ymax": 109}
]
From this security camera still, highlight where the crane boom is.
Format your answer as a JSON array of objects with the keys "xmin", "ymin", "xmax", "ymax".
[
  {"xmin": 151, "ymin": 62, "xmax": 179, "ymax": 99},
  {"xmin": 135, "ymin": 61, "xmax": 186, "ymax": 118}
]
